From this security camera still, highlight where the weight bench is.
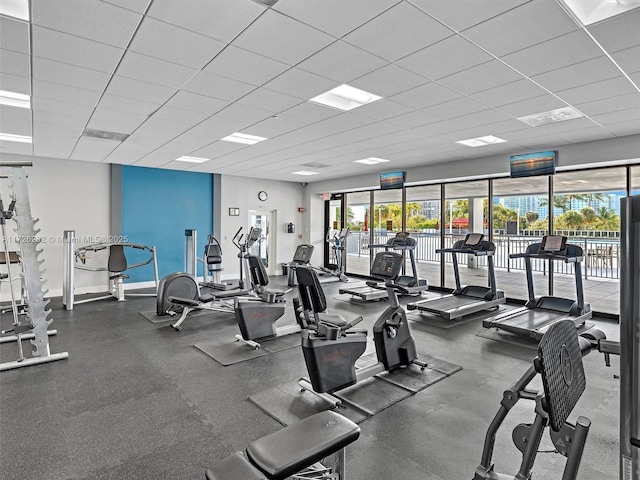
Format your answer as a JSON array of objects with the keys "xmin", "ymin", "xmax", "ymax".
[
  {"xmin": 205, "ymin": 410, "xmax": 360, "ymax": 480},
  {"xmin": 167, "ymin": 294, "xmax": 234, "ymax": 331}
]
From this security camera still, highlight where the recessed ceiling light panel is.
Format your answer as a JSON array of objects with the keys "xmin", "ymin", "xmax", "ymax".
[
  {"xmin": 0, "ymin": 132, "xmax": 32, "ymax": 143},
  {"xmin": 517, "ymin": 107, "xmax": 584, "ymax": 127},
  {"xmin": 559, "ymin": 0, "xmax": 640, "ymax": 25},
  {"xmin": 175, "ymin": 156, "xmax": 208, "ymax": 163},
  {"xmin": 354, "ymin": 157, "xmax": 390, "ymax": 165},
  {"xmin": 221, "ymin": 132, "xmax": 268, "ymax": 145},
  {"xmin": 0, "ymin": 90, "xmax": 30, "ymax": 109},
  {"xmin": 310, "ymin": 84, "xmax": 382, "ymax": 111},
  {"xmin": 291, "ymin": 171, "xmax": 319, "ymax": 176},
  {"xmin": 0, "ymin": 0, "xmax": 30, "ymax": 20},
  {"xmin": 456, "ymin": 135, "xmax": 507, "ymax": 147}
]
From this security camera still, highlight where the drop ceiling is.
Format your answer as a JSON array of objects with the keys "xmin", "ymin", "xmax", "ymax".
[{"xmin": 1, "ymin": 0, "xmax": 639, "ymax": 182}]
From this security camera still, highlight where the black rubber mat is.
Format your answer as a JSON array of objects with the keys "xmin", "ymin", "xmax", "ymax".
[
  {"xmin": 248, "ymin": 353, "xmax": 462, "ymax": 425},
  {"xmin": 194, "ymin": 334, "xmax": 300, "ymax": 366},
  {"xmin": 139, "ymin": 309, "xmax": 211, "ymax": 324}
]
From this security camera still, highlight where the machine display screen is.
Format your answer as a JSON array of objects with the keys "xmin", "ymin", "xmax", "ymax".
[
  {"xmin": 370, "ymin": 252, "xmax": 402, "ymax": 279},
  {"xmin": 541, "ymin": 235, "xmax": 567, "ymax": 252},
  {"xmin": 464, "ymin": 233, "xmax": 484, "ymax": 247},
  {"xmin": 294, "ymin": 245, "xmax": 313, "ymax": 262}
]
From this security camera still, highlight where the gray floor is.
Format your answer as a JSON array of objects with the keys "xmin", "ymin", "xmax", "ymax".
[{"xmin": 0, "ymin": 277, "xmax": 621, "ymax": 480}]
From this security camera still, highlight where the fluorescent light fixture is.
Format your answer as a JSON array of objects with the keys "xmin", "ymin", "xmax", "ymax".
[
  {"xmin": 354, "ymin": 157, "xmax": 390, "ymax": 165},
  {"xmin": 175, "ymin": 156, "xmax": 208, "ymax": 163},
  {"xmin": 0, "ymin": 0, "xmax": 30, "ymax": 20},
  {"xmin": 291, "ymin": 171, "xmax": 319, "ymax": 176},
  {"xmin": 456, "ymin": 135, "xmax": 507, "ymax": 147},
  {"xmin": 517, "ymin": 107, "xmax": 584, "ymax": 127},
  {"xmin": 558, "ymin": 0, "xmax": 640, "ymax": 26},
  {"xmin": 220, "ymin": 132, "xmax": 268, "ymax": 145},
  {"xmin": 0, "ymin": 90, "xmax": 30, "ymax": 109},
  {"xmin": 0, "ymin": 133, "xmax": 32, "ymax": 143},
  {"xmin": 310, "ymin": 84, "xmax": 382, "ymax": 111}
]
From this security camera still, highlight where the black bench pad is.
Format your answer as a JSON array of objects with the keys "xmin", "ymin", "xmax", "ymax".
[
  {"xmin": 205, "ymin": 452, "xmax": 266, "ymax": 480},
  {"xmin": 246, "ymin": 410, "xmax": 360, "ymax": 480},
  {"xmin": 168, "ymin": 294, "xmax": 214, "ymax": 306}
]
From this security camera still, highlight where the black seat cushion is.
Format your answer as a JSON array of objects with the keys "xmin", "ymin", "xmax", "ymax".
[
  {"xmin": 246, "ymin": 410, "xmax": 360, "ymax": 480},
  {"xmin": 205, "ymin": 452, "xmax": 266, "ymax": 480}
]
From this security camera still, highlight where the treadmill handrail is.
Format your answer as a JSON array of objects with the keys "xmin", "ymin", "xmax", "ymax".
[
  {"xmin": 509, "ymin": 252, "xmax": 584, "ymax": 263},
  {"xmin": 437, "ymin": 247, "xmax": 492, "ymax": 256}
]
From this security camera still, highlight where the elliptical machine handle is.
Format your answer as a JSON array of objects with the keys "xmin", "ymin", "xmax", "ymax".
[{"xmin": 344, "ymin": 316, "xmax": 363, "ymax": 330}]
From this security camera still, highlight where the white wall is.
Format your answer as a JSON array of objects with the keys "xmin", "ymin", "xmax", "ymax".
[
  {"xmin": 0, "ymin": 156, "xmax": 111, "ymax": 300},
  {"xmin": 217, "ymin": 175, "xmax": 305, "ymax": 278}
]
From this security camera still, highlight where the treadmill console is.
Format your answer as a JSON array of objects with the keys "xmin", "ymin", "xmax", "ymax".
[
  {"xmin": 540, "ymin": 235, "xmax": 567, "ymax": 254},
  {"xmin": 463, "ymin": 233, "xmax": 484, "ymax": 248},
  {"xmin": 370, "ymin": 251, "xmax": 403, "ymax": 280}
]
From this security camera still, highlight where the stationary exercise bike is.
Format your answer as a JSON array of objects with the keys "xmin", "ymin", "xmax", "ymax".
[{"xmin": 295, "ymin": 250, "xmax": 427, "ymax": 408}]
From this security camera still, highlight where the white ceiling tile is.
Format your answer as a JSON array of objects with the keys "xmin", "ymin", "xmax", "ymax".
[
  {"xmin": 0, "ymin": 72, "xmax": 30, "ymax": 95},
  {"xmin": 33, "ymin": 120, "xmax": 84, "ymax": 139},
  {"xmin": 32, "ymin": 26, "xmax": 124, "ymax": 73},
  {"xmin": 242, "ymin": 114, "xmax": 313, "ymax": 139},
  {"xmin": 147, "ymin": 0, "xmax": 265, "ymax": 42},
  {"xmin": 592, "ymin": 108, "xmax": 640, "ymax": 127},
  {"xmin": 203, "ymin": 45, "xmax": 289, "ymax": 86},
  {"xmin": 116, "ymin": 51, "xmax": 198, "ymax": 88},
  {"xmin": 190, "ymin": 141, "xmax": 247, "ymax": 159},
  {"xmin": 33, "ymin": 137, "xmax": 75, "ymax": 158},
  {"xmin": 438, "ymin": 60, "xmax": 525, "ymax": 95},
  {"xmin": 98, "ymin": 93, "xmax": 159, "ymax": 116},
  {"xmin": 0, "ymin": 16, "xmax": 29, "ymax": 54},
  {"xmin": 423, "ymin": 97, "xmax": 487, "ymax": 119},
  {"xmin": 232, "ymin": 9, "xmax": 334, "ymax": 66},
  {"xmin": 397, "ymin": 35, "xmax": 493, "ymax": 80},
  {"xmin": 411, "ymin": 120, "xmax": 467, "ymax": 138},
  {"xmin": 351, "ymin": 64, "xmax": 426, "ymax": 98},
  {"xmin": 603, "ymin": 119, "xmax": 640, "ymax": 136},
  {"xmin": 612, "ymin": 45, "xmax": 640, "ymax": 74},
  {"xmin": 576, "ymin": 93, "xmax": 640, "ymax": 116},
  {"xmin": 0, "ymin": 105, "xmax": 31, "ymax": 135},
  {"xmin": 129, "ymin": 17, "xmax": 226, "ymax": 68},
  {"xmin": 534, "ymin": 117, "xmax": 600, "ymax": 135},
  {"xmin": 197, "ymin": 115, "xmax": 257, "ymax": 138},
  {"xmin": 165, "ymin": 91, "xmax": 229, "ymax": 115},
  {"xmin": 263, "ymin": 68, "xmax": 337, "ymax": 100},
  {"xmin": 499, "ymin": 94, "xmax": 567, "ymax": 117},
  {"xmin": 448, "ymin": 108, "xmax": 513, "ymax": 129},
  {"xmin": 237, "ymin": 88, "xmax": 304, "ymax": 113},
  {"xmin": 501, "ymin": 31, "xmax": 603, "ymax": 77},
  {"xmin": 33, "ymin": 111, "xmax": 88, "ymax": 128},
  {"xmin": 343, "ymin": 2, "xmax": 453, "ymax": 61},
  {"xmin": 0, "ymin": 49, "xmax": 30, "ymax": 77},
  {"xmin": 70, "ymin": 136, "xmax": 120, "ymax": 162},
  {"xmin": 390, "ymin": 82, "xmax": 462, "ymax": 109},
  {"xmin": 32, "ymin": 80, "xmax": 102, "ymax": 107},
  {"xmin": 100, "ymin": 0, "xmax": 150, "ymax": 14},
  {"xmin": 282, "ymin": 102, "xmax": 341, "ymax": 122},
  {"xmin": 182, "ymin": 71, "xmax": 255, "ymax": 102},
  {"xmin": 216, "ymin": 102, "xmax": 273, "ymax": 125},
  {"xmin": 149, "ymin": 106, "xmax": 209, "ymax": 127},
  {"xmin": 463, "ymin": 0, "xmax": 578, "ymax": 57},
  {"xmin": 32, "ymin": 57, "xmax": 111, "ymax": 92},
  {"xmin": 531, "ymin": 56, "xmax": 622, "ymax": 93},
  {"xmin": 409, "ymin": 0, "xmax": 530, "ymax": 32},
  {"xmin": 1, "ymin": 141, "xmax": 33, "ymax": 155},
  {"xmin": 32, "ymin": 96, "xmax": 95, "ymax": 118},
  {"xmin": 351, "ymin": 99, "xmax": 414, "ymax": 121},
  {"xmin": 87, "ymin": 107, "xmax": 147, "ymax": 134},
  {"xmin": 557, "ymin": 77, "xmax": 637, "ymax": 105},
  {"xmin": 32, "ymin": 0, "xmax": 141, "ymax": 48},
  {"xmin": 321, "ymin": 112, "xmax": 376, "ymax": 130},
  {"xmin": 557, "ymin": 127, "xmax": 616, "ymax": 143},
  {"xmin": 587, "ymin": 8, "xmax": 640, "ymax": 53},
  {"xmin": 384, "ymin": 110, "xmax": 443, "ymax": 128},
  {"xmin": 274, "ymin": 0, "xmax": 399, "ymax": 38},
  {"xmin": 105, "ymin": 75, "xmax": 175, "ymax": 104},
  {"xmin": 470, "ymin": 79, "xmax": 548, "ymax": 107},
  {"xmin": 297, "ymin": 40, "xmax": 388, "ymax": 83}
]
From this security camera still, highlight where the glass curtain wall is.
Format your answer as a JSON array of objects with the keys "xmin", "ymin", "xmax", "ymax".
[
  {"xmin": 553, "ymin": 168, "xmax": 626, "ymax": 314},
  {"xmin": 492, "ymin": 176, "xmax": 549, "ymax": 300},
  {"xmin": 405, "ymin": 185, "xmax": 442, "ymax": 287},
  {"xmin": 345, "ymin": 191, "xmax": 371, "ymax": 276},
  {"xmin": 326, "ymin": 196, "xmax": 343, "ymax": 269},
  {"xmin": 443, "ymin": 180, "xmax": 488, "ymax": 290},
  {"xmin": 632, "ymin": 166, "xmax": 640, "ymax": 195}
]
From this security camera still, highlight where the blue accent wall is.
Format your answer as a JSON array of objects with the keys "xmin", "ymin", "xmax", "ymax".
[{"xmin": 120, "ymin": 166, "xmax": 213, "ymax": 282}]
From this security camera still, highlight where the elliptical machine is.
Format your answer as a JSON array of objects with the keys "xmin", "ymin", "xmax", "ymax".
[{"xmin": 295, "ymin": 250, "xmax": 427, "ymax": 408}]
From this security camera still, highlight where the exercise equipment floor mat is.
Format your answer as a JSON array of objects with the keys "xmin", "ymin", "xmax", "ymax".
[
  {"xmin": 408, "ymin": 306, "xmax": 508, "ymax": 329},
  {"xmin": 140, "ymin": 309, "xmax": 212, "ymax": 324},
  {"xmin": 248, "ymin": 352, "xmax": 462, "ymax": 426},
  {"xmin": 194, "ymin": 334, "xmax": 300, "ymax": 366}
]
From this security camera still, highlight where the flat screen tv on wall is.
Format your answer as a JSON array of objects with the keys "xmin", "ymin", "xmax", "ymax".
[
  {"xmin": 510, "ymin": 151, "xmax": 557, "ymax": 178},
  {"xmin": 380, "ymin": 171, "xmax": 405, "ymax": 190}
]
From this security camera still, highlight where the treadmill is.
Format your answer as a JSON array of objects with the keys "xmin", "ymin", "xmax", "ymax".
[
  {"xmin": 482, "ymin": 234, "xmax": 592, "ymax": 340},
  {"xmin": 407, "ymin": 233, "xmax": 505, "ymax": 321},
  {"xmin": 339, "ymin": 232, "xmax": 428, "ymax": 301}
]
